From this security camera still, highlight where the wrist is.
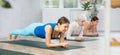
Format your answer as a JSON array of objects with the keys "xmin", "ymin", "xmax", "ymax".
[{"xmin": 59, "ymin": 43, "xmax": 63, "ymax": 46}]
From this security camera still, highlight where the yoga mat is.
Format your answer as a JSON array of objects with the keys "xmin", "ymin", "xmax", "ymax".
[
  {"xmin": 0, "ymin": 40, "xmax": 85, "ymax": 51},
  {"xmin": 66, "ymin": 38, "xmax": 98, "ymax": 42},
  {"xmin": 0, "ymin": 49, "xmax": 33, "ymax": 55}
]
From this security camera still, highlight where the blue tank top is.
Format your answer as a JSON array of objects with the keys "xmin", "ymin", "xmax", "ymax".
[{"xmin": 34, "ymin": 23, "xmax": 57, "ymax": 38}]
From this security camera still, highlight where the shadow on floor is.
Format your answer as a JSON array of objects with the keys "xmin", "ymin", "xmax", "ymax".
[
  {"xmin": 66, "ymin": 38, "xmax": 98, "ymax": 42},
  {"xmin": 0, "ymin": 40, "xmax": 85, "ymax": 51},
  {"xmin": 0, "ymin": 49, "xmax": 33, "ymax": 55}
]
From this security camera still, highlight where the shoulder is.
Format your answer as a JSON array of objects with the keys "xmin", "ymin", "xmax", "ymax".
[
  {"xmin": 84, "ymin": 21, "xmax": 89, "ymax": 25},
  {"xmin": 45, "ymin": 23, "xmax": 57, "ymax": 31},
  {"xmin": 45, "ymin": 25, "xmax": 52, "ymax": 31}
]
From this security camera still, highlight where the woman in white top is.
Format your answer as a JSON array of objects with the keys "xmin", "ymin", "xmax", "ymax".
[{"xmin": 66, "ymin": 16, "xmax": 86, "ymax": 41}]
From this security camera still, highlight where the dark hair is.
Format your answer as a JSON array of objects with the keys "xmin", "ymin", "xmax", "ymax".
[
  {"xmin": 57, "ymin": 16, "xmax": 70, "ymax": 25},
  {"xmin": 91, "ymin": 16, "xmax": 99, "ymax": 22}
]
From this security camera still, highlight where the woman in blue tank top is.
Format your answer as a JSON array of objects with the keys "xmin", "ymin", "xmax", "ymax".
[{"xmin": 8, "ymin": 16, "xmax": 70, "ymax": 48}]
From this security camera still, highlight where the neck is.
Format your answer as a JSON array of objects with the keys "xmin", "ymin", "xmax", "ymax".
[
  {"xmin": 90, "ymin": 22, "xmax": 94, "ymax": 26},
  {"xmin": 55, "ymin": 25, "xmax": 60, "ymax": 32}
]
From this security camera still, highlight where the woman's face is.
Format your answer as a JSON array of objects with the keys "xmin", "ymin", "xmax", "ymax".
[
  {"xmin": 58, "ymin": 23, "xmax": 69, "ymax": 33},
  {"xmin": 78, "ymin": 20, "xmax": 85, "ymax": 26},
  {"xmin": 92, "ymin": 20, "xmax": 99, "ymax": 25}
]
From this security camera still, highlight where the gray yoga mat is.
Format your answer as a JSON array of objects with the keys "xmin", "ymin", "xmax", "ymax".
[
  {"xmin": 0, "ymin": 49, "xmax": 33, "ymax": 55},
  {"xmin": 0, "ymin": 40, "xmax": 85, "ymax": 51}
]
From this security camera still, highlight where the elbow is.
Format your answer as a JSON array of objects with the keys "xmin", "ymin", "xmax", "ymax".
[
  {"xmin": 46, "ymin": 43, "xmax": 53, "ymax": 48},
  {"xmin": 46, "ymin": 44, "xmax": 51, "ymax": 48}
]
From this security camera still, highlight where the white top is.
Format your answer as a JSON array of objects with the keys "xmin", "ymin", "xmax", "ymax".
[{"xmin": 66, "ymin": 21, "xmax": 84, "ymax": 40}]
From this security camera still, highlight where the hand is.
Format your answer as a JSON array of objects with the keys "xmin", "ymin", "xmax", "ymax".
[
  {"xmin": 60, "ymin": 42, "xmax": 69, "ymax": 48},
  {"xmin": 75, "ymin": 37, "xmax": 85, "ymax": 41}
]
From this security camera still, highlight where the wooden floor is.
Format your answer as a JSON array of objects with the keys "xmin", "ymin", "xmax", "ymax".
[
  {"xmin": 1, "ymin": 32, "xmax": 120, "ymax": 55},
  {"xmin": 0, "ymin": 36, "xmax": 106, "ymax": 55}
]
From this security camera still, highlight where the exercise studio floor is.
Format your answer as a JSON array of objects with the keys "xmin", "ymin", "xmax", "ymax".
[{"xmin": 0, "ymin": 32, "xmax": 119, "ymax": 55}]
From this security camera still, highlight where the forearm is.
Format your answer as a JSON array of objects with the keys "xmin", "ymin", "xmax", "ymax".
[
  {"xmin": 66, "ymin": 30, "xmax": 76, "ymax": 40},
  {"xmin": 66, "ymin": 35, "xmax": 85, "ymax": 41},
  {"xmin": 66, "ymin": 36, "xmax": 75, "ymax": 40},
  {"xmin": 83, "ymin": 32, "xmax": 98, "ymax": 36},
  {"xmin": 46, "ymin": 43, "xmax": 63, "ymax": 48},
  {"xmin": 59, "ymin": 34, "xmax": 65, "ymax": 43}
]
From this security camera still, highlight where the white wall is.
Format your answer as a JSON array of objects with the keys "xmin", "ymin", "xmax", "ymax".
[
  {"xmin": 42, "ymin": 8, "xmax": 120, "ymax": 32},
  {"xmin": 97, "ymin": 9, "xmax": 105, "ymax": 31},
  {"xmin": 0, "ymin": 0, "xmax": 42, "ymax": 37},
  {"xmin": 42, "ymin": 8, "xmax": 70, "ymax": 23},
  {"xmin": 98, "ymin": 8, "xmax": 120, "ymax": 32},
  {"xmin": 42, "ymin": 8, "xmax": 105, "ymax": 31},
  {"xmin": 110, "ymin": 8, "xmax": 120, "ymax": 31}
]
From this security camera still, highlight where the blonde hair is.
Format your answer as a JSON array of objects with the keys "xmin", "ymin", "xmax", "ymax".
[{"xmin": 75, "ymin": 15, "xmax": 86, "ymax": 22}]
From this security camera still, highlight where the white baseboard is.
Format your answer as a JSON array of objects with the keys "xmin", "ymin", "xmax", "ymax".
[{"xmin": 98, "ymin": 30, "xmax": 120, "ymax": 32}]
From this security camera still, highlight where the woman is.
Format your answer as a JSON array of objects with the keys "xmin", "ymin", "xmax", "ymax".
[
  {"xmin": 83, "ymin": 16, "xmax": 99, "ymax": 37},
  {"xmin": 66, "ymin": 16, "xmax": 86, "ymax": 41},
  {"xmin": 8, "ymin": 16, "xmax": 70, "ymax": 48}
]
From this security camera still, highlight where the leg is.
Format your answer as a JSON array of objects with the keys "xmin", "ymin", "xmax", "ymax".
[
  {"xmin": 91, "ymin": 26, "xmax": 99, "ymax": 36},
  {"xmin": 9, "ymin": 23, "xmax": 44, "ymax": 40},
  {"xmin": 23, "ymin": 23, "xmax": 44, "ymax": 36},
  {"xmin": 8, "ymin": 28, "xmax": 33, "ymax": 41}
]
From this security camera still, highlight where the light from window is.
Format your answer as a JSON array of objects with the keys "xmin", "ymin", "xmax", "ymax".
[
  {"xmin": 64, "ymin": 0, "xmax": 78, "ymax": 8},
  {"xmin": 44, "ymin": 0, "xmax": 59, "ymax": 8}
]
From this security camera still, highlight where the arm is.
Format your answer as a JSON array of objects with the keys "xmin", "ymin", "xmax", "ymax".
[
  {"xmin": 91, "ymin": 25, "xmax": 99, "ymax": 36},
  {"xmin": 45, "ymin": 25, "xmax": 68, "ymax": 48},
  {"xmin": 83, "ymin": 22, "xmax": 95, "ymax": 36},
  {"xmin": 66, "ymin": 22, "xmax": 85, "ymax": 40},
  {"xmin": 59, "ymin": 33, "xmax": 65, "ymax": 43},
  {"xmin": 66, "ymin": 23, "xmax": 76, "ymax": 40},
  {"xmin": 79, "ymin": 26, "xmax": 84, "ymax": 37},
  {"xmin": 59, "ymin": 33, "xmax": 68, "ymax": 48},
  {"xmin": 72, "ymin": 26, "xmax": 85, "ymax": 40}
]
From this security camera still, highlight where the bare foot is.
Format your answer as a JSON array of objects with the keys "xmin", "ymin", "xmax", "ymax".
[
  {"xmin": 13, "ymin": 35, "xmax": 18, "ymax": 41},
  {"xmin": 8, "ymin": 38, "xmax": 13, "ymax": 41},
  {"xmin": 7, "ymin": 33, "xmax": 12, "ymax": 41}
]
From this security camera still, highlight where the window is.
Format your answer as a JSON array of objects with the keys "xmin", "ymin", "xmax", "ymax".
[
  {"xmin": 64, "ymin": 0, "xmax": 78, "ymax": 8},
  {"xmin": 44, "ymin": 0, "xmax": 59, "ymax": 8},
  {"xmin": 43, "ymin": 0, "xmax": 104, "ymax": 8}
]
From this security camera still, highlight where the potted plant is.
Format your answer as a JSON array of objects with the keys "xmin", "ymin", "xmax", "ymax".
[
  {"xmin": 90, "ymin": 0, "xmax": 98, "ymax": 18},
  {"xmin": 81, "ymin": 1, "xmax": 92, "ymax": 21},
  {"xmin": 82, "ymin": 1, "xmax": 91, "ymax": 11},
  {"xmin": 0, "ymin": 0, "xmax": 12, "ymax": 8}
]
